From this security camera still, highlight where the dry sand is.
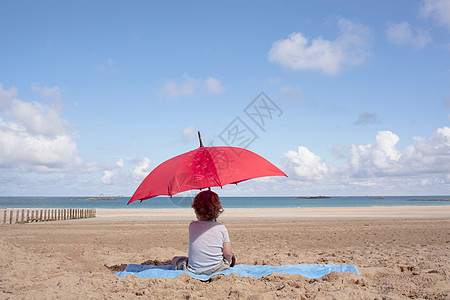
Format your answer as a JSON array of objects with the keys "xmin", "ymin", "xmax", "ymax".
[{"xmin": 1, "ymin": 206, "xmax": 449, "ymax": 299}]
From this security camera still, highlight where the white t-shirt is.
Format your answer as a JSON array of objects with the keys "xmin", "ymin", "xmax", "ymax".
[{"xmin": 187, "ymin": 220, "xmax": 230, "ymax": 274}]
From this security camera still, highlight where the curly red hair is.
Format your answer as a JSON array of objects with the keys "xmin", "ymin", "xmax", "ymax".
[{"xmin": 192, "ymin": 190, "xmax": 224, "ymax": 221}]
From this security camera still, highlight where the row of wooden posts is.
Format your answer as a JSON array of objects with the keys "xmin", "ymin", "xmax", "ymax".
[{"xmin": 1, "ymin": 208, "xmax": 96, "ymax": 224}]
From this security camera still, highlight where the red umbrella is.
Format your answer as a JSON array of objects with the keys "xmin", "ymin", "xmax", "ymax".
[{"xmin": 128, "ymin": 132, "xmax": 286, "ymax": 204}]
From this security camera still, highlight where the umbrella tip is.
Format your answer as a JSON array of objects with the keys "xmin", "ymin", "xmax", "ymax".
[{"xmin": 198, "ymin": 131, "xmax": 204, "ymax": 147}]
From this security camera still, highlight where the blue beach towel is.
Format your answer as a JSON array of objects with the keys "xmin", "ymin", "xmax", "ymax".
[{"xmin": 114, "ymin": 263, "xmax": 359, "ymax": 280}]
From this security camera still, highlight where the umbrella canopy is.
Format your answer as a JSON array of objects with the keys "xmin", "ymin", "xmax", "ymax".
[{"xmin": 128, "ymin": 138, "xmax": 286, "ymax": 204}]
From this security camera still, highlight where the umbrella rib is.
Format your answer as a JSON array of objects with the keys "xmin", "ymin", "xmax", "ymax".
[{"xmin": 204, "ymin": 147, "xmax": 223, "ymax": 187}]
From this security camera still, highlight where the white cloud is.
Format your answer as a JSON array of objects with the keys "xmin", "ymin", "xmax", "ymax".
[
  {"xmin": 284, "ymin": 146, "xmax": 330, "ymax": 180},
  {"xmin": 278, "ymin": 86, "xmax": 302, "ymax": 102},
  {"xmin": 348, "ymin": 131, "xmax": 402, "ymax": 176},
  {"xmin": 101, "ymin": 170, "xmax": 116, "ymax": 185},
  {"xmin": 101, "ymin": 159, "xmax": 125, "ymax": 184},
  {"xmin": 268, "ymin": 18, "xmax": 372, "ymax": 74},
  {"xmin": 162, "ymin": 74, "xmax": 224, "ymax": 99},
  {"xmin": 204, "ymin": 77, "xmax": 225, "ymax": 94},
  {"xmin": 0, "ymin": 85, "xmax": 18, "ymax": 109},
  {"xmin": 163, "ymin": 74, "xmax": 201, "ymax": 98},
  {"xmin": 419, "ymin": 0, "xmax": 450, "ymax": 31},
  {"xmin": 283, "ymin": 127, "xmax": 450, "ymax": 182},
  {"xmin": 131, "ymin": 157, "xmax": 151, "ymax": 180},
  {"xmin": 400, "ymin": 126, "xmax": 450, "ymax": 174},
  {"xmin": 30, "ymin": 83, "xmax": 62, "ymax": 103},
  {"xmin": 99, "ymin": 157, "xmax": 152, "ymax": 186},
  {"xmin": 8, "ymin": 98, "xmax": 69, "ymax": 137},
  {"xmin": 0, "ymin": 83, "xmax": 87, "ymax": 172},
  {"xmin": 183, "ymin": 125, "xmax": 197, "ymax": 142},
  {"xmin": 386, "ymin": 22, "xmax": 431, "ymax": 49},
  {"xmin": 116, "ymin": 158, "xmax": 124, "ymax": 168}
]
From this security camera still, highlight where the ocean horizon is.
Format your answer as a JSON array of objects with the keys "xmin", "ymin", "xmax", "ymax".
[{"xmin": 1, "ymin": 195, "xmax": 450, "ymax": 209}]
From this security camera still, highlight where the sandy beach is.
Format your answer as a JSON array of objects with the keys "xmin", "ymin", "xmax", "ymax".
[{"xmin": 1, "ymin": 206, "xmax": 449, "ymax": 299}]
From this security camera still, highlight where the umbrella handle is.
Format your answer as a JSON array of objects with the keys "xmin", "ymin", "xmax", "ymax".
[{"xmin": 198, "ymin": 131, "xmax": 204, "ymax": 147}]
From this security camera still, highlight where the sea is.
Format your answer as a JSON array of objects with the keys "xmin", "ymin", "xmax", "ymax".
[{"xmin": 0, "ymin": 195, "xmax": 449, "ymax": 209}]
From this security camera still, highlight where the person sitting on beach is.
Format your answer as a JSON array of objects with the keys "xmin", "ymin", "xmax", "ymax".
[{"xmin": 172, "ymin": 190, "xmax": 234, "ymax": 275}]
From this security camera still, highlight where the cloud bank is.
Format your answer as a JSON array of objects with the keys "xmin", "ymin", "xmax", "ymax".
[
  {"xmin": 0, "ymin": 84, "xmax": 156, "ymax": 195},
  {"xmin": 0, "ymin": 84, "xmax": 85, "ymax": 172},
  {"xmin": 162, "ymin": 73, "xmax": 225, "ymax": 99},
  {"xmin": 283, "ymin": 127, "xmax": 450, "ymax": 183}
]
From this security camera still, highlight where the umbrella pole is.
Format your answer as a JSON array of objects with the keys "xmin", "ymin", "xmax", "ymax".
[{"xmin": 198, "ymin": 131, "xmax": 204, "ymax": 147}]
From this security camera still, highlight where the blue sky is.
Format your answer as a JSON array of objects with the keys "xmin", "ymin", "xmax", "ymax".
[{"xmin": 1, "ymin": 0, "xmax": 449, "ymax": 197}]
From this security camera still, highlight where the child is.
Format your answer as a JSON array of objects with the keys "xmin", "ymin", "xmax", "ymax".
[{"xmin": 172, "ymin": 190, "xmax": 233, "ymax": 275}]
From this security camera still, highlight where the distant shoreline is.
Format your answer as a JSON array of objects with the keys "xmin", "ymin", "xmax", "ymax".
[
  {"xmin": 294, "ymin": 196, "xmax": 331, "ymax": 199},
  {"xmin": 71, "ymin": 197, "xmax": 117, "ymax": 201},
  {"xmin": 407, "ymin": 199, "xmax": 450, "ymax": 202}
]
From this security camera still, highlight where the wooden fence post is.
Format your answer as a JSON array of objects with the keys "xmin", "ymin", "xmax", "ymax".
[{"xmin": 0, "ymin": 208, "xmax": 97, "ymax": 224}]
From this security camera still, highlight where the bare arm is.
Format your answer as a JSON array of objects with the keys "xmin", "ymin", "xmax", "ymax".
[{"xmin": 222, "ymin": 242, "xmax": 233, "ymax": 262}]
